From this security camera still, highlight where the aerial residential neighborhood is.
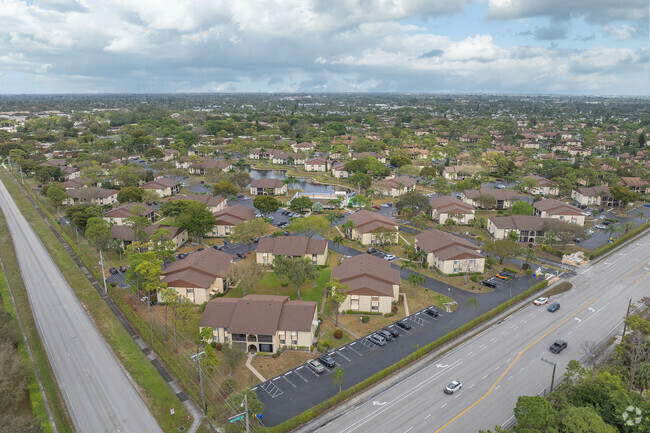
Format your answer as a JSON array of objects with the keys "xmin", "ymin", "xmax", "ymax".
[{"xmin": 1, "ymin": 96, "xmax": 648, "ymax": 432}]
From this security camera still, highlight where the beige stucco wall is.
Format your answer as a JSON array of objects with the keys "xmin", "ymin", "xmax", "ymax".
[
  {"xmin": 339, "ymin": 292, "xmax": 395, "ymax": 314},
  {"xmin": 436, "ymin": 211, "xmax": 474, "ymax": 225},
  {"xmin": 428, "ymin": 253, "xmax": 485, "ymax": 274},
  {"xmin": 304, "ymin": 163, "xmax": 327, "ymax": 172},
  {"xmin": 256, "ymin": 250, "xmax": 328, "ymax": 266},
  {"xmin": 212, "ymin": 224, "xmax": 233, "ymax": 237},
  {"xmin": 351, "ymin": 229, "xmax": 399, "ymax": 246},
  {"xmin": 571, "ymin": 190, "xmax": 601, "ymax": 206},
  {"xmin": 487, "ymin": 219, "xmax": 511, "ymax": 240}
]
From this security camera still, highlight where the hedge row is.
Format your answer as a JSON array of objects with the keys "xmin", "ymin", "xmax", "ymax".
[
  {"xmin": 267, "ymin": 279, "xmax": 550, "ymax": 432},
  {"xmin": 589, "ymin": 221, "xmax": 650, "ymax": 260}
]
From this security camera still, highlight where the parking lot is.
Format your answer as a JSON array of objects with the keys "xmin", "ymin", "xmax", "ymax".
[{"xmin": 256, "ymin": 306, "xmax": 451, "ymax": 426}]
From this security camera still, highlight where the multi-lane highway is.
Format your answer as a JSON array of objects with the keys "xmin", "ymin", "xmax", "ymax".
[
  {"xmin": 0, "ymin": 177, "xmax": 163, "ymax": 433},
  {"xmin": 312, "ymin": 232, "xmax": 650, "ymax": 433}
]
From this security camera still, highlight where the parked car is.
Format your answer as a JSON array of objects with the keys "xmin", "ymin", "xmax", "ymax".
[
  {"xmin": 496, "ymin": 184, "xmax": 505, "ymax": 189},
  {"xmin": 444, "ymin": 380, "xmax": 462, "ymax": 394},
  {"xmin": 425, "ymin": 307, "xmax": 439, "ymax": 317},
  {"xmin": 109, "ymin": 267, "xmax": 118, "ymax": 274},
  {"xmin": 367, "ymin": 334, "xmax": 386, "ymax": 346},
  {"xmin": 376, "ymin": 329, "xmax": 393, "ymax": 341},
  {"xmin": 534, "ymin": 297, "xmax": 549, "ymax": 305},
  {"xmin": 396, "ymin": 319, "xmax": 412, "ymax": 330},
  {"xmin": 594, "ymin": 224, "xmax": 606, "ymax": 229},
  {"xmin": 381, "ymin": 203, "xmax": 389, "ymax": 208},
  {"xmin": 547, "ymin": 302, "xmax": 560, "ymax": 312},
  {"xmin": 550, "ymin": 339, "xmax": 567, "ymax": 354},
  {"xmin": 307, "ymin": 359, "xmax": 325, "ymax": 374},
  {"xmin": 481, "ymin": 279, "xmax": 497, "ymax": 288},
  {"xmin": 236, "ymin": 252, "xmax": 246, "ymax": 259},
  {"xmin": 212, "ymin": 245, "xmax": 222, "ymax": 250},
  {"xmin": 372, "ymin": 205, "xmax": 381, "ymax": 210},
  {"xmin": 367, "ymin": 247, "xmax": 378, "ymax": 254},
  {"xmin": 383, "ymin": 254, "xmax": 396, "ymax": 261},
  {"xmin": 385, "ymin": 327, "xmax": 399, "ymax": 338},
  {"xmin": 495, "ymin": 273, "xmax": 509, "ymax": 280},
  {"xmin": 318, "ymin": 354, "xmax": 336, "ymax": 368},
  {"xmin": 119, "ymin": 266, "xmax": 128, "ymax": 272},
  {"xmin": 500, "ymin": 271, "xmax": 515, "ymax": 278}
]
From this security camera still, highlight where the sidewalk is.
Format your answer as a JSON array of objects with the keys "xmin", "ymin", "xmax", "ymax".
[{"xmin": 246, "ymin": 354, "xmax": 266, "ymax": 382}]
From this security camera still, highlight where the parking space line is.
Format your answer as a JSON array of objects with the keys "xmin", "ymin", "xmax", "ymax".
[
  {"xmin": 335, "ymin": 349, "xmax": 352, "ymax": 362},
  {"xmin": 305, "ymin": 366, "xmax": 319, "ymax": 377},
  {"xmin": 282, "ymin": 374, "xmax": 296, "ymax": 388},
  {"xmin": 293, "ymin": 368, "xmax": 308, "ymax": 383},
  {"xmin": 347, "ymin": 344, "xmax": 363, "ymax": 356},
  {"xmin": 360, "ymin": 338, "xmax": 377, "ymax": 350},
  {"xmin": 260, "ymin": 381, "xmax": 283, "ymax": 398}
]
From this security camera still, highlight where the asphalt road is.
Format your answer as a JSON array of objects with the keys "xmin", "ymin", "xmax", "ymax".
[
  {"xmin": 309, "ymin": 231, "xmax": 650, "ymax": 433},
  {"xmin": 0, "ymin": 178, "xmax": 163, "ymax": 433}
]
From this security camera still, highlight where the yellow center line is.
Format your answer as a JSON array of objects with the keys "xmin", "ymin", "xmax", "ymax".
[
  {"xmin": 622, "ymin": 264, "xmax": 645, "ymax": 280},
  {"xmin": 635, "ymin": 270, "xmax": 650, "ymax": 284},
  {"xmin": 434, "ymin": 297, "xmax": 599, "ymax": 433}
]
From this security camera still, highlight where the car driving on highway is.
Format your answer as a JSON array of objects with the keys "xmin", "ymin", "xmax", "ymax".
[
  {"xmin": 550, "ymin": 339, "xmax": 568, "ymax": 354},
  {"xmin": 547, "ymin": 302, "xmax": 560, "ymax": 312},
  {"xmin": 534, "ymin": 297, "xmax": 549, "ymax": 305},
  {"xmin": 444, "ymin": 380, "xmax": 462, "ymax": 394}
]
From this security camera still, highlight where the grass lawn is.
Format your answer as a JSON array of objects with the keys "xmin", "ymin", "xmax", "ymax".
[
  {"xmin": 336, "ymin": 303, "xmax": 406, "ymax": 337},
  {"xmin": 401, "ymin": 284, "xmax": 456, "ymax": 313},
  {"xmin": 226, "ymin": 267, "xmax": 332, "ymax": 309},
  {"xmin": 318, "ymin": 316, "xmax": 353, "ymax": 350},
  {"xmin": 251, "ymin": 351, "xmax": 314, "ymax": 381},
  {"xmin": 1, "ymin": 170, "xmax": 198, "ymax": 433}
]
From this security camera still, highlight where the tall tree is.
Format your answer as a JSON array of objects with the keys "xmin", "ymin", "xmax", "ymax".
[
  {"xmin": 227, "ymin": 262, "xmax": 265, "ymax": 297},
  {"xmin": 45, "ymin": 182, "xmax": 67, "ymax": 206},
  {"xmin": 125, "ymin": 204, "xmax": 152, "ymax": 243},
  {"xmin": 230, "ymin": 218, "xmax": 269, "ymax": 251},
  {"xmin": 325, "ymin": 279, "xmax": 350, "ymax": 326},
  {"xmin": 483, "ymin": 239, "xmax": 520, "ymax": 264},
  {"xmin": 222, "ymin": 344, "xmax": 247, "ymax": 376},
  {"xmin": 253, "ymin": 195, "xmax": 280, "ymax": 216},
  {"xmin": 543, "ymin": 220, "xmax": 586, "ymax": 250},
  {"xmin": 176, "ymin": 201, "xmax": 214, "ymax": 242},
  {"xmin": 273, "ymin": 256, "xmax": 317, "ymax": 300},
  {"xmin": 116, "ymin": 186, "xmax": 144, "ymax": 203},
  {"xmin": 84, "ymin": 217, "xmax": 114, "ymax": 251},
  {"xmin": 286, "ymin": 215, "xmax": 329, "ymax": 238},
  {"xmin": 333, "ymin": 366, "xmax": 345, "ymax": 393}
]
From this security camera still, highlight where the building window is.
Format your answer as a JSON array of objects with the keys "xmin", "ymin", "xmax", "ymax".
[
  {"xmin": 371, "ymin": 296, "xmax": 379, "ymax": 311},
  {"xmin": 291, "ymin": 331, "xmax": 298, "ymax": 346}
]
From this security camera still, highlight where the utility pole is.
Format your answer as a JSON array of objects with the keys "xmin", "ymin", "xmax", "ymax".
[
  {"xmin": 98, "ymin": 250, "xmax": 108, "ymax": 294},
  {"xmin": 147, "ymin": 300, "xmax": 154, "ymax": 348},
  {"xmin": 190, "ymin": 351, "xmax": 207, "ymax": 415},
  {"xmin": 541, "ymin": 358, "xmax": 557, "ymax": 393},
  {"xmin": 243, "ymin": 394, "xmax": 250, "ymax": 433},
  {"xmin": 622, "ymin": 298, "xmax": 632, "ymax": 337}
]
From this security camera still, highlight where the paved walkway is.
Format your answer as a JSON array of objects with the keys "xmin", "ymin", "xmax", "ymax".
[
  {"xmin": 320, "ymin": 313, "xmax": 361, "ymax": 338},
  {"xmin": 401, "ymin": 293, "xmax": 410, "ymax": 316},
  {"xmin": 246, "ymin": 354, "xmax": 266, "ymax": 382}
]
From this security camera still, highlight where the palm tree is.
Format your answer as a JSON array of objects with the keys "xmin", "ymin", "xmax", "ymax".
[
  {"xmin": 408, "ymin": 273, "xmax": 425, "ymax": 297},
  {"xmin": 283, "ymin": 175, "xmax": 299, "ymax": 196},
  {"xmin": 400, "ymin": 259, "xmax": 417, "ymax": 272},
  {"xmin": 333, "ymin": 235, "xmax": 345, "ymax": 250},
  {"xmin": 333, "ymin": 366, "xmax": 345, "ymax": 393}
]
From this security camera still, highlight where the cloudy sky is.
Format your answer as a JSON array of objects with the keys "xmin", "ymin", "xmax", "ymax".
[{"xmin": 0, "ymin": 0, "xmax": 648, "ymax": 95}]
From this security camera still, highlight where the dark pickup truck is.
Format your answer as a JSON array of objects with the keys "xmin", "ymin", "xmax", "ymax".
[{"xmin": 550, "ymin": 339, "xmax": 567, "ymax": 354}]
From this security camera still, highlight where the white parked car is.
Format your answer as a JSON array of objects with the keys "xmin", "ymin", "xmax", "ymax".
[
  {"xmin": 383, "ymin": 254, "xmax": 396, "ymax": 261},
  {"xmin": 496, "ymin": 184, "xmax": 506, "ymax": 189}
]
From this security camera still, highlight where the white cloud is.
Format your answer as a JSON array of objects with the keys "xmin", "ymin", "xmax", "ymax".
[
  {"xmin": 0, "ymin": 0, "xmax": 646, "ymax": 94},
  {"xmin": 604, "ymin": 25, "xmax": 637, "ymax": 41}
]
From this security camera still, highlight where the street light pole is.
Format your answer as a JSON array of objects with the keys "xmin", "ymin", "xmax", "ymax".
[
  {"xmin": 622, "ymin": 298, "xmax": 632, "ymax": 338},
  {"xmin": 190, "ymin": 351, "xmax": 207, "ymax": 415},
  {"xmin": 243, "ymin": 394, "xmax": 250, "ymax": 433},
  {"xmin": 541, "ymin": 358, "xmax": 557, "ymax": 393}
]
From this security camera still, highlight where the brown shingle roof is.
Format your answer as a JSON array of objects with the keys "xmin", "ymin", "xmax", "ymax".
[
  {"xmin": 104, "ymin": 202, "xmax": 155, "ymax": 218},
  {"xmin": 198, "ymin": 295, "xmax": 316, "ymax": 334},
  {"xmin": 111, "ymin": 223, "xmax": 184, "ymax": 243},
  {"xmin": 213, "ymin": 204, "xmax": 255, "ymax": 226},
  {"xmin": 331, "ymin": 254, "xmax": 399, "ymax": 297},
  {"xmin": 523, "ymin": 175, "xmax": 555, "ymax": 188},
  {"xmin": 257, "ymin": 236, "xmax": 327, "ymax": 256},
  {"xmin": 415, "ymin": 229, "xmax": 482, "ymax": 261},
  {"xmin": 169, "ymin": 194, "xmax": 226, "ymax": 209},
  {"xmin": 489, "ymin": 215, "xmax": 553, "ymax": 231},
  {"xmin": 462, "ymin": 188, "xmax": 519, "ymax": 201},
  {"xmin": 533, "ymin": 199, "xmax": 583, "ymax": 216},
  {"xmin": 142, "ymin": 177, "xmax": 179, "ymax": 189},
  {"xmin": 162, "ymin": 248, "xmax": 233, "ymax": 288},
  {"xmin": 429, "ymin": 196, "xmax": 474, "ymax": 214},
  {"xmin": 65, "ymin": 187, "xmax": 117, "ymax": 199},
  {"xmin": 573, "ymin": 185, "xmax": 609, "ymax": 197},
  {"xmin": 346, "ymin": 210, "xmax": 397, "ymax": 234},
  {"xmin": 619, "ymin": 177, "xmax": 647, "ymax": 188},
  {"xmin": 383, "ymin": 176, "xmax": 416, "ymax": 188},
  {"xmin": 251, "ymin": 178, "xmax": 284, "ymax": 189}
]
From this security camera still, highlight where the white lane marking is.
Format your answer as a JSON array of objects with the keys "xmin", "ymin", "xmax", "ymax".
[
  {"xmin": 454, "ymin": 393, "xmax": 461, "ymax": 398},
  {"xmin": 467, "ymin": 351, "xmax": 474, "ymax": 356},
  {"xmin": 482, "ymin": 375, "xmax": 488, "ymax": 380},
  {"xmin": 337, "ymin": 359, "xmax": 463, "ymax": 433},
  {"xmin": 440, "ymin": 403, "xmax": 447, "ymax": 409},
  {"xmin": 490, "ymin": 338, "xmax": 497, "ymax": 342},
  {"xmin": 576, "ymin": 303, "xmax": 608, "ymax": 328},
  {"xmin": 507, "ymin": 376, "xmax": 513, "ymax": 381},
  {"xmin": 403, "ymin": 428, "xmax": 413, "ymax": 433},
  {"xmin": 495, "ymin": 385, "xmax": 501, "ymax": 391},
  {"xmin": 424, "ymin": 414, "xmax": 432, "ymax": 420},
  {"xmin": 469, "ymin": 384, "xmax": 475, "ymax": 389}
]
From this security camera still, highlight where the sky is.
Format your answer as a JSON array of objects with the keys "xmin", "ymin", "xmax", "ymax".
[{"xmin": 0, "ymin": 0, "xmax": 648, "ymax": 95}]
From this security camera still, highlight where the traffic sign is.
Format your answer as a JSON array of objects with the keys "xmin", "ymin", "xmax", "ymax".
[{"xmin": 228, "ymin": 413, "xmax": 245, "ymax": 423}]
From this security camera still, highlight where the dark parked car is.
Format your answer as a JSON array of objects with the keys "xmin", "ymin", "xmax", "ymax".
[
  {"xmin": 550, "ymin": 339, "xmax": 567, "ymax": 354},
  {"xmin": 367, "ymin": 334, "xmax": 386, "ymax": 346},
  {"xmin": 396, "ymin": 320, "xmax": 412, "ymax": 330},
  {"xmin": 547, "ymin": 302, "xmax": 560, "ymax": 312},
  {"xmin": 236, "ymin": 252, "xmax": 246, "ymax": 259},
  {"xmin": 425, "ymin": 307, "xmax": 439, "ymax": 317},
  {"xmin": 109, "ymin": 267, "xmax": 118, "ymax": 274},
  {"xmin": 481, "ymin": 279, "xmax": 497, "ymax": 288},
  {"xmin": 367, "ymin": 247, "xmax": 377, "ymax": 254},
  {"xmin": 212, "ymin": 245, "xmax": 222, "ymax": 250},
  {"xmin": 318, "ymin": 354, "xmax": 336, "ymax": 368},
  {"xmin": 376, "ymin": 329, "xmax": 393, "ymax": 341},
  {"xmin": 385, "ymin": 327, "xmax": 399, "ymax": 338}
]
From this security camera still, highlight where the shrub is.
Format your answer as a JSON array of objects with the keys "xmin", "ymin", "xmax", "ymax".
[
  {"xmin": 502, "ymin": 267, "xmax": 519, "ymax": 274},
  {"xmin": 392, "ymin": 304, "xmax": 398, "ymax": 312},
  {"xmin": 214, "ymin": 343, "xmax": 223, "ymax": 351},
  {"xmin": 470, "ymin": 275, "xmax": 479, "ymax": 283},
  {"xmin": 384, "ymin": 312, "xmax": 394, "ymax": 318},
  {"xmin": 219, "ymin": 379, "xmax": 237, "ymax": 398},
  {"xmin": 361, "ymin": 316, "xmax": 370, "ymax": 324},
  {"xmin": 333, "ymin": 329, "xmax": 343, "ymax": 339},
  {"xmin": 198, "ymin": 302, "xmax": 207, "ymax": 313}
]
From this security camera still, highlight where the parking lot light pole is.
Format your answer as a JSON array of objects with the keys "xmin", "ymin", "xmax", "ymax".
[
  {"xmin": 541, "ymin": 358, "xmax": 557, "ymax": 393},
  {"xmin": 98, "ymin": 250, "xmax": 108, "ymax": 294}
]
